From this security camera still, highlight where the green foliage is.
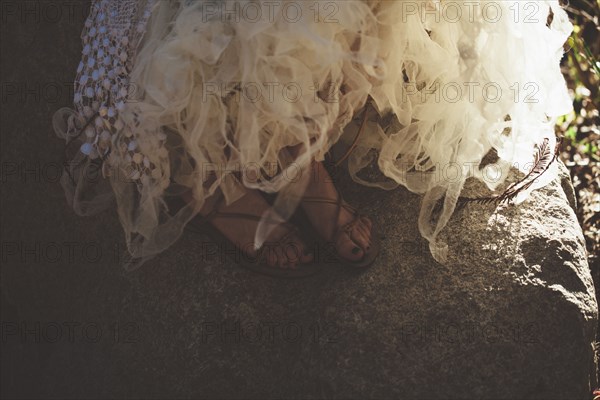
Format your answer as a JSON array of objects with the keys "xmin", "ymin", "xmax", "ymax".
[{"xmin": 558, "ymin": 0, "xmax": 599, "ymax": 266}]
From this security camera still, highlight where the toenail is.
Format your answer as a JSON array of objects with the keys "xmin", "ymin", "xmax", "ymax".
[{"xmin": 352, "ymin": 246, "xmax": 360, "ymax": 255}]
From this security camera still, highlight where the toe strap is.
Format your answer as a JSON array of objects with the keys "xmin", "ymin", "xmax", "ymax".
[
  {"xmin": 255, "ymin": 223, "xmax": 300, "ymax": 264},
  {"xmin": 333, "ymin": 212, "xmax": 364, "ymax": 247}
]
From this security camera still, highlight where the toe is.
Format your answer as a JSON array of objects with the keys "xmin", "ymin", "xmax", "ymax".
[
  {"xmin": 265, "ymin": 247, "xmax": 278, "ymax": 268},
  {"xmin": 336, "ymin": 232, "xmax": 365, "ymax": 262},
  {"xmin": 357, "ymin": 218, "xmax": 372, "ymax": 240},
  {"xmin": 284, "ymin": 241, "xmax": 301, "ymax": 267},
  {"xmin": 350, "ymin": 225, "xmax": 369, "ymax": 250},
  {"xmin": 286, "ymin": 233, "xmax": 313, "ymax": 265},
  {"xmin": 298, "ymin": 241, "xmax": 314, "ymax": 264},
  {"xmin": 275, "ymin": 246, "xmax": 288, "ymax": 269},
  {"xmin": 354, "ymin": 221, "xmax": 372, "ymax": 249},
  {"xmin": 300, "ymin": 250, "xmax": 314, "ymax": 264}
]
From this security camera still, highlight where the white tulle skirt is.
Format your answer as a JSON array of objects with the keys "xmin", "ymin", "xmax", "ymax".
[{"xmin": 53, "ymin": 0, "xmax": 573, "ymax": 268}]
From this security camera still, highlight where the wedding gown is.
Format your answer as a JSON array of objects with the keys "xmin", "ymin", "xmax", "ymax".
[{"xmin": 53, "ymin": 0, "xmax": 574, "ymax": 268}]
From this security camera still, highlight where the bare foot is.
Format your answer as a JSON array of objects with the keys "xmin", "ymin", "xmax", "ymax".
[
  {"xmin": 300, "ymin": 160, "xmax": 373, "ymax": 263},
  {"xmin": 185, "ymin": 188, "xmax": 314, "ymax": 269}
]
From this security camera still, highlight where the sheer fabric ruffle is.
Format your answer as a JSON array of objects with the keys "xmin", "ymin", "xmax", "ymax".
[{"xmin": 53, "ymin": 0, "xmax": 573, "ymax": 268}]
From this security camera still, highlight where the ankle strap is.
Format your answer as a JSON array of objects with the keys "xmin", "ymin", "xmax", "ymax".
[{"xmin": 301, "ymin": 195, "xmax": 357, "ymax": 215}]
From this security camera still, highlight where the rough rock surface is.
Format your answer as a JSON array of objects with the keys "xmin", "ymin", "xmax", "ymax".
[{"xmin": 1, "ymin": 2, "xmax": 597, "ymax": 399}]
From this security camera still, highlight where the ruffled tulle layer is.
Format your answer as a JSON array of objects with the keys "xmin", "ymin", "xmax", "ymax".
[{"xmin": 53, "ymin": 0, "xmax": 573, "ymax": 268}]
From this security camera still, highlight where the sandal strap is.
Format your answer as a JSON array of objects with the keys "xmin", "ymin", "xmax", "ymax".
[
  {"xmin": 301, "ymin": 196, "xmax": 357, "ymax": 215},
  {"xmin": 254, "ymin": 223, "xmax": 300, "ymax": 264},
  {"xmin": 192, "ymin": 189, "xmax": 300, "ymax": 256},
  {"xmin": 334, "ymin": 214, "xmax": 364, "ymax": 246},
  {"xmin": 301, "ymin": 194, "xmax": 362, "ymax": 245},
  {"xmin": 201, "ymin": 189, "xmax": 226, "ymax": 222}
]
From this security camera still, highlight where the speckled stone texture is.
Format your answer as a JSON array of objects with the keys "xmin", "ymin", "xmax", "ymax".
[{"xmin": 1, "ymin": 1, "xmax": 597, "ymax": 399}]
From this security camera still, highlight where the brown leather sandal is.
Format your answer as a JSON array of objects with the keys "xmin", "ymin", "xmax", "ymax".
[
  {"xmin": 186, "ymin": 190, "xmax": 321, "ymax": 279},
  {"xmin": 297, "ymin": 193, "xmax": 380, "ymax": 269}
]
